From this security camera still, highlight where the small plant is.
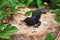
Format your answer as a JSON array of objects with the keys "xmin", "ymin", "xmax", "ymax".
[
  {"xmin": 55, "ymin": 16, "xmax": 60, "ymax": 23},
  {"xmin": 45, "ymin": 33, "xmax": 55, "ymax": 40},
  {"xmin": 0, "ymin": 0, "xmax": 18, "ymax": 39},
  {"xmin": 45, "ymin": 0, "xmax": 60, "ymax": 9},
  {"xmin": 50, "ymin": 0, "xmax": 60, "ymax": 9},
  {"xmin": 18, "ymin": 0, "xmax": 42, "ymax": 7},
  {"xmin": 0, "ymin": 0, "xmax": 19, "ymax": 19},
  {"xmin": 51, "ymin": 9, "xmax": 60, "ymax": 15},
  {"xmin": 51, "ymin": 9, "xmax": 60, "ymax": 23},
  {"xmin": 36, "ymin": 0, "xmax": 42, "ymax": 7},
  {"xmin": 18, "ymin": 0, "xmax": 33, "ymax": 7},
  {"xmin": 0, "ymin": 23, "xmax": 18, "ymax": 39}
]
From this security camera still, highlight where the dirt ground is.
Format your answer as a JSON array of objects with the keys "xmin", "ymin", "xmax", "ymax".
[{"xmin": 9, "ymin": 7, "xmax": 60, "ymax": 40}]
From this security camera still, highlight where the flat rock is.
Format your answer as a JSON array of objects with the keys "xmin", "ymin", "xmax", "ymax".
[{"xmin": 9, "ymin": 8, "xmax": 60, "ymax": 40}]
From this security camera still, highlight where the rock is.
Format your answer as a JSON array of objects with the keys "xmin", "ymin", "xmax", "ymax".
[{"xmin": 9, "ymin": 8, "xmax": 59, "ymax": 40}]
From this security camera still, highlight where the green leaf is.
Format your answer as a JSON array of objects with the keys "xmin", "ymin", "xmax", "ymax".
[
  {"xmin": 0, "ymin": 10, "xmax": 7, "ymax": 19},
  {"xmin": 0, "ymin": 24, "xmax": 18, "ymax": 39},
  {"xmin": 54, "ymin": 16, "xmax": 60, "ymax": 23},
  {"xmin": 51, "ymin": 9, "xmax": 60, "ymax": 15},
  {"xmin": 25, "ymin": 10, "xmax": 32, "ymax": 16},
  {"xmin": 0, "ymin": 32, "xmax": 9, "ymax": 39},
  {"xmin": 36, "ymin": 0, "xmax": 42, "ymax": 8},
  {"xmin": 4, "ymin": 24, "xmax": 18, "ymax": 33},
  {"xmin": 18, "ymin": 0, "xmax": 26, "ymax": 4},
  {"xmin": 8, "ymin": 0, "xmax": 16, "ymax": 8},
  {"xmin": 0, "ymin": 0, "xmax": 9, "ymax": 9},
  {"xmin": 13, "ymin": 0, "xmax": 19, "ymax": 3},
  {"xmin": 0, "ymin": 23, "xmax": 5, "ymax": 31},
  {"xmin": 26, "ymin": 0, "xmax": 33, "ymax": 6},
  {"xmin": 56, "ymin": 4, "xmax": 60, "ymax": 7},
  {"xmin": 18, "ymin": 3, "xmax": 26, "ymax": 7},
  {"xmin": 45, "ymin": 33, "xmax": 55, "ymax": 40}
]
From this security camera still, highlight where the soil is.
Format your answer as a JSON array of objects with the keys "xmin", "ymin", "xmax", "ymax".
[{"xmin": 9, "ymin": 7, "xmax": 60, "ymax": 40}]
